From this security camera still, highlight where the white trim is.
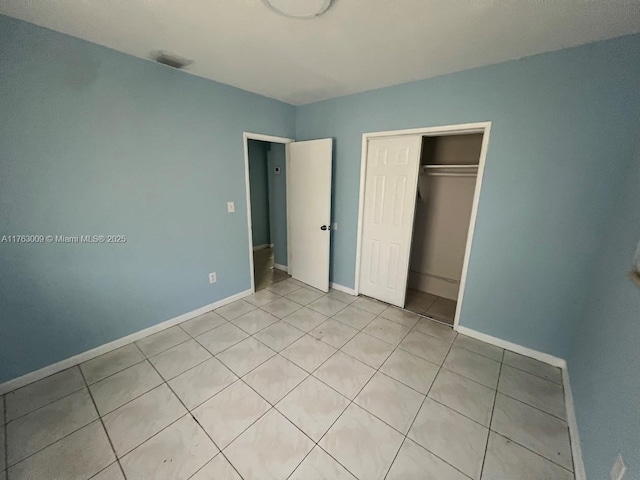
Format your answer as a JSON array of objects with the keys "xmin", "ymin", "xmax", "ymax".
[
  {"xmin": 359, "ymin": 123, "xmax": 489, "ymax": 138},
  {"xmin": 353, "ymin": 122, "xmax": 492, "ymax": 332},
  {"xmin": 0, "ymin": 289, "xmax": 252, "ymax": 395},
  {"xmin": 455, "ymin": 325, "xmax": 585, "ymax": 477},
  {"xmin": 243, "ymin": 132, "xmax": 294, "ymax": 293},
  {"xmin": 244, "ymin": 132, "xmax": 294, "ymax": 144},
  {"xmin": 285, "ymin": 143, "xmax": 292, "ymax": 276},
  {"xmin": 329, "ymin": 282, "xmax": 357, "ymax": 295},
  {"xmin": 252, "ymin": 243, "xmax": 274, "ymax": 251},
  {"xmin": 353, "ymin": 132, "xmax": 369, "ymax": 296},
  {"xmin": 455, "ymin": 325, "xmax": 566, "ymax": 368},
  {"xmin": 562, "ymin": 366, "xmax": 587, "ymax": 480},
  {"xmin": 454, "ymin": 123, "xmax": 491, "ymax": 330},
  {"xmin": 274, "ymin": 263, "xmax": 288, "ymax": 272}
]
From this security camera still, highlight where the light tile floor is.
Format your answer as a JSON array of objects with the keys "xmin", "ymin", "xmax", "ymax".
[
  {"xmin": 1, "ymin": 282, "xmax": 575, "ymax": 480},
  {"xmin": 405, "ymin": 288, "xmax": 457, "ymax": 326},
  {"xmin": 253, "ymin": 247, "xmax": 289, "ymax": 292}
]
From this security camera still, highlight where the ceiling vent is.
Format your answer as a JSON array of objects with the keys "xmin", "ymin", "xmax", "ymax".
[{"xmin": 151, "ymin": 51, "xmax": 193, "ymax": 69}]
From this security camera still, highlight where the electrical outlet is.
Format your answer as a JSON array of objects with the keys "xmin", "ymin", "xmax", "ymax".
[
  {"xmin": 610, "ymin": 454, "xmax": 627, "ymax": 480},
  {"xmin": 227, "ymin": 201, "xmax": 235, "ymax": 213},
  {"xmin": 208, "ymin": 272, "xmax": 217, "ymax": 284}
]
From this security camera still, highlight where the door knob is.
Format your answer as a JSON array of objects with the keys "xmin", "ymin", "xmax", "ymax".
[{"xmin": 320, "ymin": 225, "xmax": 331, "ymax": 231}]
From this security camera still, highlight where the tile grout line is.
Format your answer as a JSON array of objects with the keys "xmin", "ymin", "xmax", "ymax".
[
  {"xmin": 293, "ymin": 306, "xmax": 469, "ymax": 479},
  {"xmin": 490, "ymin": 430, "xmax": 575, "ymax": 475},
  {"xmin": 277, "ymin": 324, "xmax": 371, "ymax": 480},
  {"xmin": 4, "ymin": 380, "xmax": 112, "ymax": 471},
  {"xmin": 302, "ymin": 302, "xmax": 571, "ymax": 477},
  {"xmin": 5, "ymin": 417, "xmax": 103, "ymax": 472},
  {"xmin": 86, "ymin": 361, "xmax": 162, "ymax": 417},
  {"xmin": 84, "ymin": 357, "xmax": 147, "ymax": 388},
  {"xmin": 425, "ymin": 396, "xmax": 492, "ymax": 430},
  {"xmin": 0, "ymin": 292, "xmax": 380, "ymax": 476},
  {"xmin": 2, "ymin": 288, "xmax": 572, "ymax": 478},
  {"xmin": 3, "ymin": 379, "xmax": 86, "ymax": 424},
  {"xmin": 483, "ymin": 351, "xmax": 574, "ymax": 475},
  {"xmin": 337, "ymin": 313, "xmax": 426, "ymax": 480},
  {"xmin": 493, "ymin": 389, "xmax": 569, "ymax": 422},
  {"xmin": 1, "ymin": 291, "xmax": 375, "ymax": 412},
  {"xmin": 384, "ymin": 324, "xmax": 468, "ymax": 479},
  {"xmin": 268, "ymin": 297, "xmax": 403, "ymax": 479},
  {"xmin": 78, "ymin": 366, "xmax": 128, "ymax": 480},
  {"xmin": 441, "ymin": 339, "xmax": 572, "ymax": 473},
  {"xmin": 485, "ymin": 394, "xmax": 575, "ymax": 472},
  {"xmin": 134, "ymin": 344, "xmax": 249, "ymax": 479},
  {"xmin": 167, "ymin": 311, "xmax": 330, "ymax": 477},
  {"xmin": 138, "ymin": 343, "xmax": 247, "ymax": 480},
  {"xmin": 0, "ymin": 291, "xmax": 404, "ymax": 405},
  {"xmin": 500, "ymin": 362, "xmax": 564, "ymax": 386},
  {"xmin": 478, "ymin": 348, "xmax": 504, "ymax": 478}
]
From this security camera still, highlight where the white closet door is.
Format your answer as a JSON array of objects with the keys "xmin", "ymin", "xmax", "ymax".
[
  {"xmin": 359, "ymin": 135, "xmax": 422, "ymax": 307},
  {"xmin": 288, "ymin": 139, "xmax": 333, "ymax": 292}
]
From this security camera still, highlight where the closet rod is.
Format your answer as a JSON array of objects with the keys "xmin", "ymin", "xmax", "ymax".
[{"xmin": 424, "ymin": 172, "xmax": 477, "ymax": 177}]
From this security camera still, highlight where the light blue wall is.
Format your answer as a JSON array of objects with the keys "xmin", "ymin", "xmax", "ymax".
[
  {"xmin": 568, "ymin": 145, "xmax": 640, "ymax": 479},
  {"xmin": 2, "ymin": 12, "xmax": 639, "ymax": 437},
  {"xmin": 267, "ymin": 143, "xmax": 288, "ymax": 266},
  {"xmin": 248, "ymin": 140, "xmax": 271, "ymax": 247},
  {"xmin": 296, "ymin": 34, "xmax": 640, "ymax": 358},
  {"xmin": 0, "ymin": 15, "xmax": 295, "ymax": 383}
]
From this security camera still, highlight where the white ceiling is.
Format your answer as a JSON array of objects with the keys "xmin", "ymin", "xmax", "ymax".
[{"xmin": 2, "ymin": 0, "xmax": 639, "ymax": 105}]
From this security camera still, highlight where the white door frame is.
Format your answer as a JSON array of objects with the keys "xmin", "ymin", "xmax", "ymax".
[
  {"xmin": 243, "ymin": 132, "xmax": 294, "ymax": 293},
  {"xmin": 354, "ymin": 122, "xmax": 492, "ymax": 329}
]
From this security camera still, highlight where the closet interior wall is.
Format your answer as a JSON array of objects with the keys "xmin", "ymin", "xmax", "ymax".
[{"xmin": 408, "ymin": 134, "xmax": 483, "ymax": 305}]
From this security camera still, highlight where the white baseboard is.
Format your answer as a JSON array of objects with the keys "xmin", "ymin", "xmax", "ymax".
[
  {"xmin": 274, "ymin": 263, "xmax": 288, "ymax": 272},
  {"xmin": 455, "ymin": 325, "xmax": 584, "ymax": 477},
  {"xmin": 562, "ymin": 366, "xmax": 586, "ymax": 480},
  {"xmin": 0, "ymin": 288, "xmax": 253, "ymax": 395},
  {"xmin": 408, "ymin": 271, "xmax": 459, "ymax": 301},
  {"xmin": 329, "ymin": 282, "xmax": 357, "ymax": 295},
  {"xmin": 455, "ymin": 326, "xmax": 566, "ymax": 368},
  {"xmin": 253, "ymin": 244, "xmax": 273, "ymax": 251}
]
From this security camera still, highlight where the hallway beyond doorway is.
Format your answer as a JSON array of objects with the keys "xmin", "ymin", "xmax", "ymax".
[{"xmin": 254, "ymin": 247, "xmax": 289, "ymax": 291}]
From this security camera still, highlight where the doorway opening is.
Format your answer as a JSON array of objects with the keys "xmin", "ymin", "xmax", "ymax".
[
  {"xmin": 355, "ymin": 122, "xmax": 491, "ymax": 329},
  {"xmin": 405, "ymin": 133, "xmax": 483, "ymax": 324},
  {"xmin": 247, "ymin": 139, "xmax": 289, "ymax": 291},
  {"xmin": 243, "ymin": 133, "xmax": 334, "ymax": 294},
  {"xmin": 243, "ymin": 133, "xmax": 294, "ymax": 293}
]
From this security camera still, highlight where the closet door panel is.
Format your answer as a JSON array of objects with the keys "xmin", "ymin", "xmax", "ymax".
[{"xmin": 359, "ymin": 135, "xmax": 422, "ymax": 307}]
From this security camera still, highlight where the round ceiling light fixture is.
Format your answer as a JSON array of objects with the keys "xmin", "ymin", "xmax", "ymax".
[{"xmin": 263, "ymin": 0, "xmax": 333, "ymax": 19}]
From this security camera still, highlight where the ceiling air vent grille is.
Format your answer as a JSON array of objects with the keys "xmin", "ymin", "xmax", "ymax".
[{"xmin": 151, "ymin": 51, "xmax": 193, "ymax": 69}]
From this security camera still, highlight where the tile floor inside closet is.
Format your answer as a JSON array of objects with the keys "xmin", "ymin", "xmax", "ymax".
[
  {"xmin": 1, "ymin": 280, "xmax": 575, "ymax": 480},
  {"xmin": 404, "ymin": 288, "xmax": 457, "ymax": 326}
]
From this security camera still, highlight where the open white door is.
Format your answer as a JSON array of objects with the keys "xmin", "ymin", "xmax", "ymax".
[
  {"xmin": 288, "ymin": 139, "xmax": 333, "ymax": 292},
  {"xmin": 359, "ymin": 135, "xmax": 422, "ymax": 307}
]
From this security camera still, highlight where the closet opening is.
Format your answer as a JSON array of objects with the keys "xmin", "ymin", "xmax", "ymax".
[
  {"xmin": 355, "ymin": 122, "xmax": 490, "ymax": 329},
  {"xmin": 405, "ymin": 133, "xmax": 483, "ymax": 325}
]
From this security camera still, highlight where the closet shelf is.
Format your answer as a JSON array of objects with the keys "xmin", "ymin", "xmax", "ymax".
[
  {"xmin": 421, "ymin": 164, "xmax": 478, "ymax": 169},
  {"xmin": 420, "ymin": 164, "xmax": 478, "ymax": 177}
]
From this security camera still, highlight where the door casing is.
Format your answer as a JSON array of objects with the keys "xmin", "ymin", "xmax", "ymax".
[
  {"xmin": 354, "ymin": 122, "xmax": 492, "ymax": 330},
  {"xmin": 242, "ymin": 132, "xmax": 294, "ymax": 293}
]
